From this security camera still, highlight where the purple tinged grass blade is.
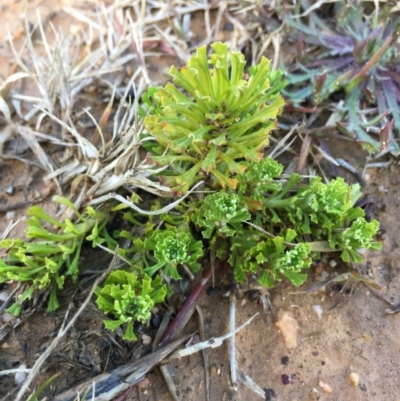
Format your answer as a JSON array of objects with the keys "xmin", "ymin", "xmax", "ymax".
[
  {"xmin": 348, "ymin": 36, "xmax": 393, "ymax": 88},
  {"xmin": 320, "ymin": 33, "xmax": 354, "ymax": 53},
  {"xmin": 306, "ymin": 55, "xmax": 354, "ymax": 71}
]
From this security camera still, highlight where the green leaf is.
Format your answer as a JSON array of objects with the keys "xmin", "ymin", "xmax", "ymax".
[
  {"xmin": 6, "ymin": 303, "xmax": 21, "ymax": 316},
  {"xmin": 27, "ymin": 206, "xmax": 66, "ymax": 228},
  {"xmin": 148, "ymin": 226, "xmax": 204, "ymax": 279},
  {"xmin": 52, "ymin": 196, "xmax": 82, "ymax": 219},
  {"xmin": 258, "ymin": 270, "xmax": 275, "ymax": 287},
  {"xmin": 47, "ymin": 287, "xmax": 60, "ymax": 312},
  {"xmin": 201, "ymin": 145, "xmax": 217, "ymax": 172},
  {"xmin": 104, "ymin": 319, "xmax": 125, "ymax": 331},
  {"xmin": 281, "ymin": 270, "xmax": 308, "ymax": 286},
  {"xmin": 123, "ymin": 320, "xmax": 137, "ymax": 341}
]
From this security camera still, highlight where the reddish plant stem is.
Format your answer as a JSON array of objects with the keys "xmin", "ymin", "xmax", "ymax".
[{"xmin": 159, "ymin": 261, "xmax": 220, "ymax": 347}]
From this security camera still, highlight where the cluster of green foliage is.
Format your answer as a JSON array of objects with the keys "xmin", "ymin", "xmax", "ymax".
[
  {"xmin": 0, "ymin": 42, "xmax": 381, "ymax": 341},
  {"xmin": 0, "ymin": 197, "xmax": 111, "ymax": 314},
  {"xmin": 282, "ymin": 0, "xmax": 400, "ymax": 155},
  {"xmin": 95, "ymin": 271, "xmax": 167, "ymax": 340}
]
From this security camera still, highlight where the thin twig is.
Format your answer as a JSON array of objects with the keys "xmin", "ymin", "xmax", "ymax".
[
  {"xmin": 162, "ymin": 313, "xmax": 259, "ymax": 362},
  {"xmin": 336, "ymin": 158, "xmax": 365, "ymax": 186},
  {"xmin": 196, "ymin": 306, "xmax": 210, "ymax": 401},
  {"xmin": 0, "ymin": 367, "xmax": 32, "ymax": 376},
  {"xmin": 159, "ymin": 365, "xmax": 180, "ymax": 401},
  {"xmin": 152, "ymin": 310, "xmax": 172, "ymax": 351},
  {"xmin": 238, "ymin": 371, "xmax": 266, "ymax": 399},
  {"xmin": 0, "ymin": 283, "xmax": 22, "ymax": 315},
  {"xmin": 0, "ymin": 220, "xmax": 21, "ymax": 240},
  {"xmin": 229, "ymin": 294, "xmax": 237, "ymax": 392}
]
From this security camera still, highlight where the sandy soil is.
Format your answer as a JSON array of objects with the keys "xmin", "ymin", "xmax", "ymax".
[{"xmin": 0, "ymin": 2, "xmax": 399, "ymax": 401}]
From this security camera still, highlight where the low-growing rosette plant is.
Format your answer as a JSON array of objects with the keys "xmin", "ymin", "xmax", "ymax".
[
  {"xmin": 283, "ymin": 0, "xmax": 400, "ymax": 154},
  {"xmin": 194, "ymin": 192, "xmax": 251, "ymax": 239},
  {"xmin": 143, "ymin": 226, "xmax": 204, "ymax": 279},
  {"xmin": 141, "ymin": 41, "xmax": 286, "ymax": 194},
  {"xmin": 95, "ymin": 271, "xmax": 167, "ymax": 340}
]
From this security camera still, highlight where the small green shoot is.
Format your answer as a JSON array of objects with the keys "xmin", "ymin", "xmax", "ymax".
[{"xmin": 95, "ymin": 271, "xmax": 167, "ymax": 340}]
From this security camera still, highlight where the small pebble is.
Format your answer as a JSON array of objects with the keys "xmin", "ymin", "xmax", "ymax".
[
  {"xmin": 241, "ymin": 298, "xmax": 247, "ymax": 307},
  {"xmin": 6, "ymin": 211, "xmax": 15, "ymax": 219},
  {"xmin": 138, "ymin": 378, "xmax": 150, "ymax": 390},
  {"xmin": 210, "ymin": 365, "xmax": 217, "ymax": 376},
  {"xmin": 15, "ymin": 364, "xmax": 27, "ymax": 384},
  {"xmin": 275, "ymin": 310, "xmax": 298, "ymax": 350},
  {"xmin": 329, "ymin": 259, "xmax": 337, "ymax": 268},
  {"xmin": 358, "ymin": 247, "xmax": 367, "ymax": 255},
  {"xmin": 0, "ymin": 291, "xmax": 9, "ymax": 302},
  {"xmin": 378, "ymin": 185, "xmax": 387, "ymax": 193},
  {"xmin": 320, "ymin": 270, "xmax": 329, "ymax": 280},
  {"xmin": 319, "ymin": 380, "xmax": 333, "ymax": 394},
  {"xmin": 314, "ymin": 263, "xmax": 324, "ymax": 277},
  {"xmin": 264, "ymin": 388, "xmax": 277, "ymax": 401},
  {"xmin": 6, "ymin": 186, "xmax": 14, "ymax": 195},
  {"xmin": 141, "ymin": 334, "xmax": 151, "ymax": 346},
  {"xmin": 312, "ymin": 305, "xmax": 323, "ymax": 319},
  {"xmin": 281, "ymin": 356, "xmax": 289, "ymax": 365},
  {"xmin": 348, "ymin": 372, "xmax": 360, "ymax": 388}
]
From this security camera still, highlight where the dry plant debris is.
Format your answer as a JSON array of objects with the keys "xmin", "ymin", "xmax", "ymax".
[{"xmin": 0, "ymin": 1, "xmax": 393, "ymax": 401}]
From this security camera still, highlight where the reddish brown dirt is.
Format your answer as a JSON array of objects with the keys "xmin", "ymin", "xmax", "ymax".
[{"xmin": 1, "ymin": 2, "xmax": 400, "ymax": 401}]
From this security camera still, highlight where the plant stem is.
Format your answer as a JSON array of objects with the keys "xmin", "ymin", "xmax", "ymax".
[{"xmin": 159, "ymin": 261, "xmax": 219, "ymax": 347}]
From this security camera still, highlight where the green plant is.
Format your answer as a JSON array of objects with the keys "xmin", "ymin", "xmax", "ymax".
[
  {"xmin": 195, "ymin": 192, "xmax": 251, "ymax": 239},
  {"xmin": 283, "ymin": 0, "xmax": 400, "ymax": 154},
  {"xmin": 188, "ymin": 159, "xmax": 381, "ymax": 288},
  {"xmin": 143, "ymin": 226, "xmax": 204, "ymax": 279},
  {"xmin": 0, "ymin": 42, "xmax": 382, "ymax": 344},
  {"xmin": 95, "ymin": 271, "xmax": 167, "ymax": 340},
  {"xmin": 0, "ymin": 196, "xmax": 112, "ymax": 314},
  {"xmin": 127, "ymin": 42, "xmax": 381, "ymax": 294},
  {"xmin": 141, "ymin": 41, "xmax": 286, "ymax": 194}
]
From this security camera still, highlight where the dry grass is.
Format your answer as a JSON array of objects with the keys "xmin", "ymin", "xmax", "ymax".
[{"xmin": 0, "ymin": 0, "xmax": 284, "ymax": 216}]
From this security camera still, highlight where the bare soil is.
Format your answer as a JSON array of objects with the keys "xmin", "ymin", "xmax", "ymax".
[{"xmin": 1, "ymin": 2, "xmax": 400, "ymax": 401}]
